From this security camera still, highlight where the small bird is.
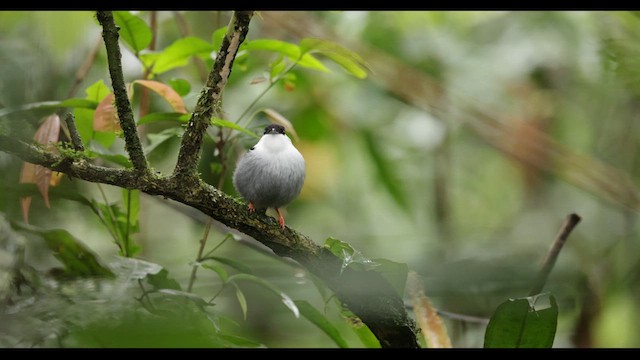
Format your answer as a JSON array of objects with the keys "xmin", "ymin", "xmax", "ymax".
[{"xmin": 232, "ymin": 124, "xmax": 305, "ymax": 230}]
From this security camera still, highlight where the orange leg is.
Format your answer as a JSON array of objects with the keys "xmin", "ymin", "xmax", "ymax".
[
  {"xmin": 275, "ymin": 208, "xmax": 285, "ymax": 230},
  {"xmin": 248, "ymin": 202, "xmax": 255, "ymax": 213}
]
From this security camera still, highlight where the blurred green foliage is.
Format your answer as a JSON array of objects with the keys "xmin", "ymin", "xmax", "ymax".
[{"xmin": 1, "ymin": 10, "xmax": 640, "ymax": 348}]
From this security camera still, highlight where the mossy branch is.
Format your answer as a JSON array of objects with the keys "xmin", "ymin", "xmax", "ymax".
[
  {"xmin": 0, "ymin": 10, "xmax": 419, "ymax": 348},
  {"xmin": 96, "ymin": 11, "xmax": 148, "ymax": 174}
]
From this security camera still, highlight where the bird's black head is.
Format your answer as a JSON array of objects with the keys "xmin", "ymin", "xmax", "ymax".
[{"xmin": 264, "ymin": 124, "xmax": 286, "ymax": 135}]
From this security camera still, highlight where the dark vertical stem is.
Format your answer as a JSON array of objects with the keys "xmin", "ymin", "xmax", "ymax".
[
  {"xmin": 529, "ymin": 213, "xmax": 582, "ymax": 296},
  {"xmin": 96, "ymin": 11, "xmax": 148, "ymax": 174}
]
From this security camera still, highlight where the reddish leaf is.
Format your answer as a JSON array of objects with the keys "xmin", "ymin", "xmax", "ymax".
[
  {"xmin": 93, "ymin": 93, "xmax": 120, "ymax": 132},
  {"xmin": 19, "ymin": 114, "xmax": 61, "ymax": 223},
  {"xmin": 133, "ymin": 80, "xmax": 187, "ymax": 114}
]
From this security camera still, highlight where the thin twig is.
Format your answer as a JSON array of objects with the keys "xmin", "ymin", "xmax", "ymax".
[
  {"xmin": 186, "ymin": 218, "xmax": 213, "ymax": 293},
  {"xmin": 96, "ymin": 11, "xmax": 148, "ymax": 174},
  {"xmin": 529, "ymin": 213, "xmax": 582, "ymax": 296},
  {"xmin": 63, "ymin": 113, "xmax": 84, "ymax": 151},
  {"xmin": 66, "ymin": 36, "xmax": 103, "ymax": 99}
]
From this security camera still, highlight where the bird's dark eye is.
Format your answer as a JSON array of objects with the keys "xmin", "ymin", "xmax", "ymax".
[{"xmin": 249, "ymin": 146, "xmax": 255, "ymax": 151}]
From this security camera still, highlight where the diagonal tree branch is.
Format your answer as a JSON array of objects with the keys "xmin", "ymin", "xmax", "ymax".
[
  {"xmin": 0, "ymin": 10, "xmax": 419, "ymax": 348},
  {"xmin": 96, "ymin": 11, "xmax": 148, "ymax": 174},
  {"xmin": 173, "ymin": 11, "xmax": 253, "ymax": 179}
]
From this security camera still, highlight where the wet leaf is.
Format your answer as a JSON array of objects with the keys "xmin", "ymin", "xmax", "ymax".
[
  {"xmin": 113, "ymin": 11, "xmax": 152, "ymax": 53},
  {"xmin": 484, "ymin": 294, "xmax": 558, "ymax": 348},
  {"xmin": 11, "ymin": 221, "xmax": 114, "ymax": 278},
  {"xmin": 407, "ymin": 271, "xmax": 451, "ymax": 348},
  {"xmin": 323, "ymin": 237, "xmax": 377, "ymax": 273},
  {"xmin": 295, "ymin": 300, "xmax": 348, "ymax": 348},
  {"xmin": 146, "ymin": 268, "xmax": 182, "ymax": 291},
  {"xmin": 93, "ymin": 93, "xmax": 120, "ymax": 132},
  {"xmin": 109, "ymin": 257, "xmax": 162, "ymax": 280},
  {"xmin": 261, "ymin": 108, "xmax": 300, "ymax": 142},
  {"xmin": 228, "ymin": 273, "xmax": 299, "ymax": 318},
  {"xmin": 133, "ymin": 79, "xmax": 188, "ymax": 114}
]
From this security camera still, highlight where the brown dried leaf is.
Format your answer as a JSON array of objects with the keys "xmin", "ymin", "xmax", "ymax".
[
  {"xmin": 19, "ymin": 114, "xmax": 62, "ymax": 223},
  {"xmin": 250, "ymin": 76, "xmax": 267, "ymax": 85},
  {"xmin": 262, "ymin": 108, "xmax": 299, "ymax": 142},
  {"xmin": 93, "ymin": 93, "xmax": 120, "ymax": 132},
  {"xmin": 407, "ymin": 271, "xmax": 452, "ymax": 348},
  {"xmin": 133, "ymin": 79, "xmax": 187, "ymax": 114}
]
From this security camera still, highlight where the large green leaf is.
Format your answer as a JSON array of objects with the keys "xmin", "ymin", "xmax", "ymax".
[
  {"xmin": 141, "ymin": 36, "xmax": 215, "ymax": 74},
  {"xmin": 146, "ymin": 268, "xmax": 182, "ymax": 291},
  {"xmin": 243, "ymin": 39, "xmax": 329, "ymax": 72},
  {"xmin": 370, "ymin": 258, "xmax": 408, "ymax": 297},
  {"xmin": 299, "ymin": 38, "xmax": 369, "ymax": 79},
  {"xmin": 228, "ymin": 273, "xmax": 299, "ymax": 318},
  {"xmin": 144, "ymin": 127, "xmax": 184, "ymax": 156},
  {"xmin": 295, "ymin": 300, "xmax": 349, "ymax": 348},
  {"xmin": 113, "ymin": 11, "xmax": 152, "ymax": 53},
  {"xmin": 11, "ymin": 221, "xmax": 114, "ymax": 278},
  {"xmin": 211, "ymin": 117, "xmax": 260, "ymax": 139},
  {"xmin": 484, "ymin": 294, "xmax": 558, "ymax": 348},
  {"xmin": 201, "ymin": 255, "xmax": 253, "ymax": 274}
]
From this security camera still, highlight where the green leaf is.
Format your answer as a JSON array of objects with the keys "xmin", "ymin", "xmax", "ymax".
[
  {"xmin": 168, "ymin": 78, "xmax": 191, "ymax": 96},
  {"xmin": 323, "ymin": 237, "xmax": 377, "ymax": 272},
  {"xmin": 295, "ymin": 300, "xmax": 349, "ymax": 348},
  {"xmin": 218, "ymin": 334, "xmax": 263, "ymax": 348},
  {"xmin": 144, "ymin": 127, "xmax": 184, "ymax": 156},
  {"xmin": 299, "ymin": 38, "xmax": 369, "ymax": 79},
  {"xmin": 484, "ymin": 294, "xmax": 558, "ymax": 348},
  {"xmin": 211, "ymin": 117, "xmax": 260, "ymax": 139},
  {"xmin": 339, "ymin": 307, "xmax": 381, "ymax": 348},
  {"xmin": 362, "ymin": 129, "xmax": 410, "ymax": 211},
  {"xmin": 113, "ymin": 11, "xmax": 152, "ymax": 53},
  {"xmin": 138, "ymin": 112, "xmax": 190, "ymax": 125},
  {"xmin": 74, "ymin": 80, "xmax": 113, "ymax": 147},
  {"xmin": 232, "ymin": 282, "xmax": 248, "ymax": 320},
  {"xmin": 90, "ymin": 151, "xmax": 133, "ymax": 168},
  {"xmin": 109, "ymin": 257, "xmax": 162, "ymax": 280},
  {"xmin": 370, "ymin": 258, "xmax": 409, "ymax": 297},
  {"xmin": 243, "ymin": 39, "xmax": 329, "ymax": 72},
  {"xmin": 58, "ymin": 98, "xmax": 100, "ymax": 109},
  {"xmin": 146, "ymin": 268, "xmax": 182, "ymax": 291},
  {"xmin": 10, "ymin": 221, "xmax": 114, "ymax": 278},
  {"xmin": 212, "ymin": 26, "xmax": 227, "ymax": 50},
  {"xmin": 269, "ymin": 55, "xmax": 287, "ymax": 81},
  {"xmin": 142, "ymin": 36, "xmax": 215, "ymax": 74},
  {"xmin": 228, "ymin": 273, "xmax": 299, "ymax": 318},
  {"xmin": 201, "ymin": 256, "xmax": 254, "ymax": 274},
  {"xmin": 203, "ymin": 262, "xmax": 229, "ymax": 283}
]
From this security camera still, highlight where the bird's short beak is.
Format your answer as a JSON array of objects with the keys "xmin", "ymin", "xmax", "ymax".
[{"xmin": 267, "ymin": 128, "xmax": 280, "ymax": 135}]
